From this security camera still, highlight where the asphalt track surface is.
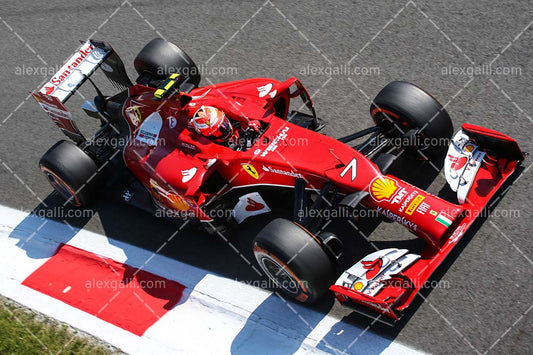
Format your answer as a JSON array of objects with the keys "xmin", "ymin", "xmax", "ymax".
[{"xmin": 0, "ymin": 0, "xmax": 532, "ymax": 354}]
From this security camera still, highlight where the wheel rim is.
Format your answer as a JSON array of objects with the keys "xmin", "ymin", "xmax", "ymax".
[
  {"xmin": 257, "ymin": 253, "xmax": 300, "ymax": 295},
  {"xmin": 41, "ymin": 167, "xmax": 81, "ymax": 206}
]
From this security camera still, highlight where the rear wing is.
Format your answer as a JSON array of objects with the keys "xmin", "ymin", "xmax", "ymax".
[{"xmin": 32, "ymin": 40, "xmax": 132, "ymax": 143}]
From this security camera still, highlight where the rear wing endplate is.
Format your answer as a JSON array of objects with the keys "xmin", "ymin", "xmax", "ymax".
[{"xmin": 31, "ymin": 92, "xmax": 86, "ymax": 143}]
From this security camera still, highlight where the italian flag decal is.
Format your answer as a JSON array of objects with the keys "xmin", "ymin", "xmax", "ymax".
[{"xmin": 436, "ymin": 213, "xmax": 452, "ymax": 227}]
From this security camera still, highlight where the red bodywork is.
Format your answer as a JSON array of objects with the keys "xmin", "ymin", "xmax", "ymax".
[
  {"xmin": 119, "ymin": 78, "xmax": 523, "ymax": 320},
  {"xmin": 122, "ymin": 78, "xmax": 462, "ymax": 242},
  {"xmin": 34, "ymin": 45, "xmax": 524, "ymax": 320}
]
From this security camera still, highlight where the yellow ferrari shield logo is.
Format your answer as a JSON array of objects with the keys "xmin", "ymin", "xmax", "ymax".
[
  {"xmin": 242, "ymin": 164, "xmax": 259, "ymax": 179},
  {"xmin": 132, "ymin": 106, "xmax": 142, "ymax": 124}
]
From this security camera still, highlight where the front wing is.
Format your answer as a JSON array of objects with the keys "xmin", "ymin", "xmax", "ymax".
[{"xmin": 331, "ymin": 123, "xmax": 525, "ymax": 322}]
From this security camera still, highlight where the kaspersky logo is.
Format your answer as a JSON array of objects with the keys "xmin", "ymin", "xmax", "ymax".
[{"xmin": 369, "ymin": 176, "xmax": 398, "ymax": 201}]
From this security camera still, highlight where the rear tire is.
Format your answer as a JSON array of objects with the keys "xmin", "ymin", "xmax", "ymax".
[
  {"xmin": 39, "ymin": 140, "xmax": 101, "ymax": 207},
  {"xmin": 134, "ymin": 38, "xmax": 201, "ymax": 87},
  {"xmin": 253, "ymin": 218, "xmax": 337, "ymax": 303},
  {"xmin": 371, "ymin": 81, "xmax": 453, "ymax": 157}
]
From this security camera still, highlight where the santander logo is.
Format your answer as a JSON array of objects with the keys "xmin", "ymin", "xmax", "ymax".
[
  {"xmin": 43, "ymin": 85, "xmax": 55, "ymax": 95},
  {"xmin": 50, "ymin": 43, "xmax": 95, "ymax": 86},
  {"xmin": 245, "ymin": 198, "xmax": 264, "ymax": 211}
]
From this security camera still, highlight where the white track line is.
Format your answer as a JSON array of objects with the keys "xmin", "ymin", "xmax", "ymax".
[{"xmin": 0, "ymin": 204, "xmax": 423, "ymax": 354}]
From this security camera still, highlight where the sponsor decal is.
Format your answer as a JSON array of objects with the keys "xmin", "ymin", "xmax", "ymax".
[
  {"xmin": 377, "ymin": 207, "xmax": 418, "ymax": 231},
  {"xmin": 435, "ymin": 212, "xmax": 452, "ymax": 227},
  {"xmin": 353, "ymin": 281, "xmax": 364, "ymax": 291},
  {"xmin": 254, "ymin": 148, "xmax": 261, "ymax": 155},
  {"xmin": 364, "ymin": 280, "xmax": 382, "ymax": 294},
  {"xmin": 44, "ymin": 85, "xmax": 55, "ymax": 95},
  {"xmin": 339, "ymin": 158, "xmax": 358, "ymax": 181},
  {"xmin": 166, "ymin": 194, "xmax": 190, "ymax": 211},
  {"xmin": 429, "ymin": 210, "xmax": 438, "ymax": 216},
  {"xmin": 262, "ymin": 165, "xmax": 303, "ymax": 179},
  {"xmin": 122, "ymin": 190, "xmax": 133, "ymax": 202},
  {"xmin": 361, "ymin": 258, "xmax": 383, "ymax": 279},
  {"xmin": 39, "ymin": 42, "xmax": 110, "ymax": 101},
  {"xmin": 232, "ymin": 192, "xmax": 271, "ymax": 223},
  {"xmin": 180, "ymin": 142, "xmax": 197, "ymax": 151},
  {"xmin": 126, "ymin": 106, "xmax": 142, "ymax": 125},
  {"xmin": 32, "ymin": 92, "xmax": 84, "ymax": 139},
  {"xmin": 169, "ymin": 116, "xmax": 177, "ymax": 128},
  {"xmin": 245, "ymin": 198, "xmax": 265, "ymax": 211},
  {"xmin": 405, "ymin": 195, "xmax": 425, "ymax": 215},
  {"xmin": 150, "ymin": 179, "xmax": 166, "ymax": 204},
  {"xmin": 448, "ymin": 155, "xmax": 468, "ymax": 171},
  {"xmin": 135, "ymin": 112, "xmax": 162, "ymax": 145},
  {"xmin": 416, "ymin": 201, "xmax": 430, "ymax": 214},
  {"xmin": 150, "ymin": 179, "xmax": 190, "ymax": 211},
  {"xmin": 357, "ymin": 299, "xmax": 392, "ymax": 315},
  {"xmin": 36, "ymin": 101, "xmax": 72, "ymax": 122},
  {"xmin": 456, "ymin": 150, "xmax": 485, "ymax": 204},
  {"xmin": 448, "ymin": 222, "xmax": 467, "ymax": 244},
  {"xmin": 257, "ymin": 83, "xmax": 277, "ymax": 98},
  {"xmin": 260, "ymin": 126, "xmax": 289, "ymax": 157},
  {"xmin": 463, "ymin": 143, "xmax": 475, "ymax": 153},
  {"xmin": 398, "ymin": 191, "xmax": 417, "ymax": 213},
  {"xmin": 138, "ymin": 129, "xmax": 157, "ymax": 142},
  {"xmin": 369, "ymin": 177, "xmax": 398, "ymax": 202},
  {"xmin": 181, "ymin": 167, "xmax": 198, "ymax": 183},
  {"xmin": 242, "ymin": 163, "xmax": 259, "ymax": 179},
  {"xmin": 50, "ymin": 43, "xmax": 96, "ymax": 86},
  {"xmin": 391, "ymin": 188, "xmax": 407, "ymax": 204}
]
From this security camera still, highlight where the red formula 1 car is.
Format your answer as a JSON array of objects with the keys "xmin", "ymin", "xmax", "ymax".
[{"xmin": 33, "ymin": 39, "xmax": 525, "ymax": 323}]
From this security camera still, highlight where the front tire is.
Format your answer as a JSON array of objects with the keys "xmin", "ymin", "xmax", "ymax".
[
  {"xmin": 253, "ymin": 218, "xmax": 337, "ymax": 303},
  {"xmin": 371, "ymin": 81, "xmax": 453, "ymax": 158},
  {"xmin": 134, "ymin": 38, "xmax": 201, "ymax": 87},
  {"xmin": 39, "ymin": 140, "xmax": 101, "ymax": 207}
]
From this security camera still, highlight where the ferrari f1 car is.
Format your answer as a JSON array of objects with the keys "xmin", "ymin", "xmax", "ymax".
[{"xmin": 33, "ymin": 39, "xmax": 525, "ymax": 323}]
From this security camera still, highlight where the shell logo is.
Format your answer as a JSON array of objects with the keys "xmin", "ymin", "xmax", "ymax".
[
  {"xmin": 370, "ymin": 177, "xmax": 398, "ymax": 201},
  {"xmin": 464, "ymin": 143, "xmax": 475, "ymax": 153},
  {"xmin": 167, "ymin": 194, "xmax": 191, "ymax": 211},
  {"xmin": 353, "ymin": 282, "xmax": 364, "ymax": 291}
]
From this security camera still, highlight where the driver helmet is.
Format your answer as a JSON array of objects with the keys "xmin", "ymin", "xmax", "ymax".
[{"xmin": 191, "ymin": 105, "xmax": 233, "ymax": 143}]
